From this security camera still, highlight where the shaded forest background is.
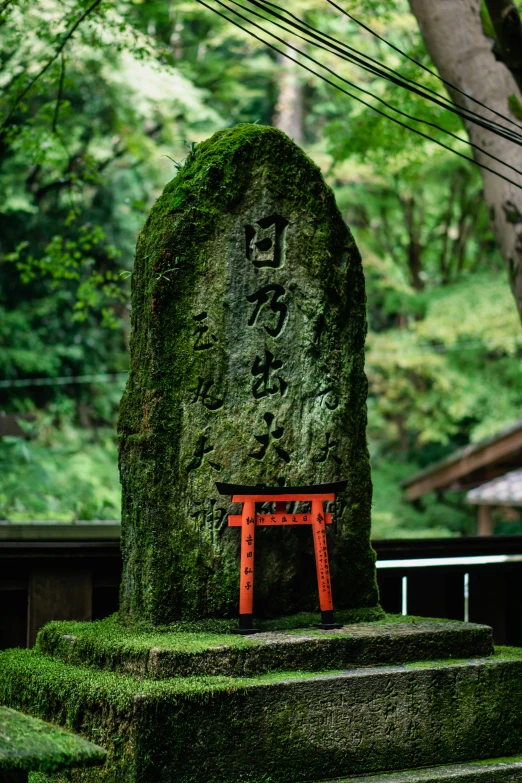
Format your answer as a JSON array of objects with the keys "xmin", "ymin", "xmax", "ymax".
[{"xmin": 1, "ymin": 0, "xmax": 521, "ymax": 537}]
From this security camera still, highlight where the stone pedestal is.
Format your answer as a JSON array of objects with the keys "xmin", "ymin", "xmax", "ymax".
[
  {"xmin": 0, "ymin": 706, "xmax": 105, "ymax": 782},
  {"xmin": 4, "ymin": 616, "xmax": 522, "ymax": 783}
]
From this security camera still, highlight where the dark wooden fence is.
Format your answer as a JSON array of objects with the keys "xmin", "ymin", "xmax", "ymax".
[
  {"xmin": 2, "ymin": 523, "xmax": 522, "ymax": 648},
  {"xmin": 0, "ymin": 524, "xmax": 121, "ymax": 649}
]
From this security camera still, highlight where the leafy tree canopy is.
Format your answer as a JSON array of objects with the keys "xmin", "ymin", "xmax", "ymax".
[{"xmin": 0, "ymin": 0, "xmax": 520, "ymax": 536}]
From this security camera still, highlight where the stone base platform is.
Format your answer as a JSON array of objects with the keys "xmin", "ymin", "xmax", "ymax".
[
  {"xmin": 330, "ymin": 757, "xmax": 522, "ymax": 783},
  {"xmin": 1, "ymin": 618, "xmax": 522, "ymax": 783},
  {"xmin": 35, "ymin": 616, "xmax": 493, "ymax": 677}
]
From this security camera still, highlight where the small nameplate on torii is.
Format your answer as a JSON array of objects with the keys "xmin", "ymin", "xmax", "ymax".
[
  {"xmin": 216, "ymin": 480, "xmax": 347, "ymax": 634},
  {"xmin": 227, "ymin": 512, "xmax": 333, "ymax": 526}
]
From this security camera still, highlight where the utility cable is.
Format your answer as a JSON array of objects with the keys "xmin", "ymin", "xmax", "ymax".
[
  {"xmin": 0, "ymin": 373, "xmax": 128, "ymax": 389},
  {"xmin": 197, "ymin": 0, "xmax": 522, "ymax": 191},
  {"xmin": 326, "ymin": 0, "xmax": 522, "ymax": 134},
  {"xmin": 244, "ymin": 0, "xmax": 522, "ymax": 146},
  {"xmin": 229, "ymin": 0, "xmax": 522, "ymax": 179}
]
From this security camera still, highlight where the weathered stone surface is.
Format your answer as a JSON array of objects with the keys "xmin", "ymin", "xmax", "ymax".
[
  {"xmin": 3, "ymin": 649, "xmax": 522, "ymax": 783},
  {"xmin": 36, "ymin": 618, "xmax": 494, "ymax": 678},
  {"xmin": 330, "ymin": 757, "xmax": 522, "ymax": 783},
  {"xmin": 0, "ymin": 706, "xmax": 105, "ymax": 774},
  {"xmin": 118, "ymin": 124, "xmax": 378, "ymax": 623}
]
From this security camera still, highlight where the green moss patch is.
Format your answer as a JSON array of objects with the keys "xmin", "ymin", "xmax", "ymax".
[
  {"xmin": 36, "ymin": 614, "xmax": 493, "ymax": 679},
  {"xmin": 4, "ymin": 647, "xmax": 522, "ymax": 783},
  {"xmin": 0, "ymin": 707, "xmax": 105, "ymax": 773}
]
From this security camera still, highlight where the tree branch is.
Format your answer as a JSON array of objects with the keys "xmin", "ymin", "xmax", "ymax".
[
  {"xmin": 0, "ymin": 0, "xmax": 102, "ymax": 133},
  {"xmin": 51, "ymin": 51, "xmax": 66, "ymax": 134}
]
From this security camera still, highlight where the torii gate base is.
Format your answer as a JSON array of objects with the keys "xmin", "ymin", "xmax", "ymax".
[{"xmin": 216, "ymin": 481, "xmax": 347, "ymax": 634}]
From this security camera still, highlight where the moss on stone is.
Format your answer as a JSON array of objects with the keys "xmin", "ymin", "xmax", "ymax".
[
  {"xmin": 4, "ymin": 647, "xmax": 522, "ymax": 783},
  {"xmin": 0, "ymin": 707, "xmax": 105, "ymax": 773},
  {"xmin": 118, "ymin": 123, "xmax": 378, "ymax": 624},
  {"xmin": 35, "ymin": 614, "xmax": 493, "ymax": 679},
  {"xmin": 332, "ymin": 756, "xmax": 522, "ymax": 783}
]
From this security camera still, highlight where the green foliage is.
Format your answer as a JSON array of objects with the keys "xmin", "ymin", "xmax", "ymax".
[
  {"xmin": 371, "ymin": 460, "xmax": 475, "ymax": 539},
  {"xmin": 0, "ymin": 413, "xmax": 120, "ymax": 521},
  {"xmin": 0, "ymin": 0, "xmax": 227, "ymax": 412},
  {"xmin": 5, "ymin": 220, "xmax": 124, "ymax": 329},
  {"xmin": 508, "ymin": 94, "xmax": 522, "ymax": 121},
  {"xmin": 1, "ymin": 0, "xmax": 521, "ymax": 539},
  {"xmin": 480, "ymin": 0, "xmax": 497, "ymax": 39}
]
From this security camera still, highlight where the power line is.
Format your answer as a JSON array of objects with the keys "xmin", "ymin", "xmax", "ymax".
[
  {"xmin": 369, "ymin": 338, "xmax": 522, "ymax": 358},
  {"xmin": 325, "ymin": 0, "xmax": 522, "ymax": 135},
  {"xmin": 197, "ymin": 0, "xmax": 522, "ymax": 191},
  {"xmin": 251, "ymin": 0, "xmax": 522, "ymax": 145},
  {"xmin": 0, "ymin": 373, "xmax": 128, "ymax": 389},
  {"xmin": 231, "ymin": 0, "xmax": 522, "ymax": 179}
]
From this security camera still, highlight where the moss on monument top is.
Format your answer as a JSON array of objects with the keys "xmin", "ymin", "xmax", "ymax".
[
  {"xmin": 0, "ymin": 706, "xmax": 106, "ymax": 773},
  {"xmin": 156, "ymin": 123, "xmax": 346, "ymax": 254}
]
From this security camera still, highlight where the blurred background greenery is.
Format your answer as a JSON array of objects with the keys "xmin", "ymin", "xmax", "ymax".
[{"xmin": 1, "ymin": 0, "xmax": 520, "ymax": 536}]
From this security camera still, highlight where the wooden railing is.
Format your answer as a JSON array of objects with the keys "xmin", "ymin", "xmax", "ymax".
[{"xmin": 374, "ymin": 536, "xmax": 522, "ymax": 646}]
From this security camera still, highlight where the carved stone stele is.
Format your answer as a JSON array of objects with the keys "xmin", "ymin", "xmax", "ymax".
[{"xmin": 118, "ymin": 124, "xmax": 379, "ymax": 623}]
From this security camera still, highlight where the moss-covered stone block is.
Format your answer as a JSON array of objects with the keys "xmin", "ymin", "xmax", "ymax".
[
  {"xmin": 119, "ymin": 123, "xmax": 378, "ymax": 623},
  {"xmin": 35, "ymin": 616, "xmax": 494, "ymax": 678},
  {"xmin": 0, "ymin": 706, "xmax": 105, "ymax": 777},
  {"xmin": 3, "ymin": 647, "xmax": 522, "ymax": 783}
]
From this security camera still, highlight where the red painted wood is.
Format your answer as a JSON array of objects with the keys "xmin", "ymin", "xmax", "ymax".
[
  {"xmin": 239, "ymin": 500, "xmax": 256, "ymax": 616},
  {"xmin": 229, "ymin": 490, "xmax": 337, "ymax": 622},
  {"xmin": 312, "ymin": 498, "xmax": 334, "ymax": 612}
]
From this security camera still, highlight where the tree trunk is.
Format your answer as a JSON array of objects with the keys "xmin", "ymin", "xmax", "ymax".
[
  {"xmin": 485, "ymin": 0, "xmax": 522, "ymax": 93},
  {"xmin": 273, "ymin": 49, "xmax": 304, "ymax": 144},
  {"xmin": 409, "ymin": 0, "xmax": 522, "ymax": 316}
]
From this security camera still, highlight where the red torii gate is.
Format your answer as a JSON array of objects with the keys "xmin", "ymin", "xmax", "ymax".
[{"xmin": 216, "ymin": 481, "xmax": 347, "ymax": 634}]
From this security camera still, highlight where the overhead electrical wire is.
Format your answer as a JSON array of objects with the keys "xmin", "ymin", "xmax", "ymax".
[
  {"xmin": 0, "ymin": 373, "xmax": 128, "ymax": 389},
  {"xmin": 195, "ymin": 0, "xmax": 522, "ymax": 191},
  {"xmin": 325, "ymin": 0, "xmax": 522, "ymax": 135},
  {"xmin": 255, "ymin": 0, "xmax": 522, "ymax": 144},
  {"xmin": 230, "ymin": 0, "xmax": 522, "ymax": 179}
]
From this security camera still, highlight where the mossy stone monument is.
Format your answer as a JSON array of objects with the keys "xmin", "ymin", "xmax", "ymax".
[{"xmin": 118, "ymin": 123, "xmax": 378, "ymax": 623}]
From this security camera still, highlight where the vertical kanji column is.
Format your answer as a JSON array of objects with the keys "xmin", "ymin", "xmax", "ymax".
[
  {"xmin": 235, "ymin": 500, "xmax": 258, "ymax": 633},
  {"xmin": 311, "ymin": 497, "xmax": 341, "ymax": 629}
]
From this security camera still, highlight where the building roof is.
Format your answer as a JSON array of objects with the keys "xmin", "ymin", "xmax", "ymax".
[
  {"xmin": 466, "ymin": 468, "xmax": 522, "ymax": 507},
  {"xmin": 401, "ymin": 418, "xmax": 522, "ymax": 501}
]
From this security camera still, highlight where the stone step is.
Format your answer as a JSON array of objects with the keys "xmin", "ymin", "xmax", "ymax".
[
  {"xmin": 35, "ymin": 616, "xmax": 494, "ymax": 678},
  {"xmin": 0, "ymin": 706, "xmax": 106, "ymax": 779},
  {"xmin": 2, "ymin": 648, "xmax": 522, "ymax": 783},
  {"xmin": 329, "ymin": 757, "xmax": 522, "ymax": 783}
]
